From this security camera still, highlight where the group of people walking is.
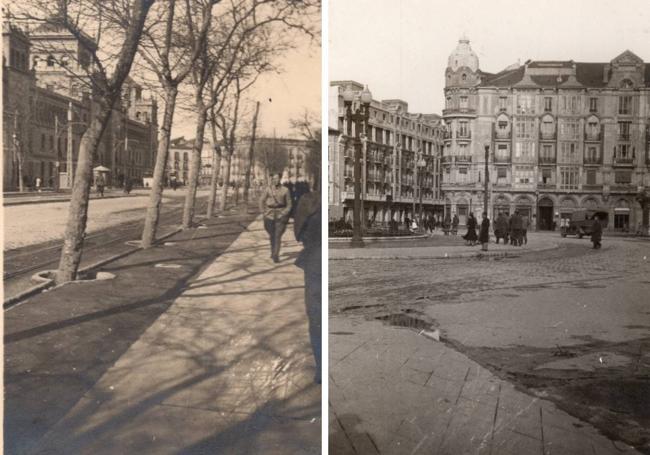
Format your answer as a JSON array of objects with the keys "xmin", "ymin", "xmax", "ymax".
[
  {"xmin": 461, "ymin": 212, "xmax": 491, "ymax": 251},
  {"xmin": 493, "ymin": 211, "xmax": 530, "ymax": 246}
]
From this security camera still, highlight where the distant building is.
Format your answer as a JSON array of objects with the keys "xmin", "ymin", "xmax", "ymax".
[
  {"xmin": 2, "ymin": 20, "xmax": 158, "ymax": 191},
  {"xmin": 328, "ymin": 81, "xmax": 446, "ymax": 224},
  {"xmin": 442, "ymin": 37, "xmax": 650, "ymax": 231}
]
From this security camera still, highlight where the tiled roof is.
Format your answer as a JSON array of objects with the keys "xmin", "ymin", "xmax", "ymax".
[{"xmin": 479, "ymin": 62, "xmax": 650, "ymax": 88}]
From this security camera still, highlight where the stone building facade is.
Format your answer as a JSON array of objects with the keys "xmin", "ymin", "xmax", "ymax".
[
  {"xmin": 2, "ymin": 20, "xmax": 158, "ymax": 191},
  {"xmin": 442, "ymin": 37, "xmax": 650, "ymax": 231},
  {"xmin": 329, "ymin": 81, "xmax": 446, "ymax": 225}
]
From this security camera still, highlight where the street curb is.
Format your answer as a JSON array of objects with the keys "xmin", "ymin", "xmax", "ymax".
[
  {"xmin": 328, "ymin": 243, "xmax": 560, "ymax": 260},
  {"xmin": 3, "ymin": 224, "xmax": 188, "ymax": 310},
  {"xmin": 2, "ymin": 192, "xmax": 147, "ymax": 207},
  {"xmin": 329, "ymin": 234, "xmax": 428, "ymax": 242}
]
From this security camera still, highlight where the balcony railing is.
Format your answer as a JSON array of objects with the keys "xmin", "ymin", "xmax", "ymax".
[
  {"xmin": 539, "ymin": 131, "xmax": 556, "ymax": 141},
  {"xmin": 442, "ymin": 108, "xmax": 477, "ymax": 116},
  {"xmin": 456, "ymin": 155, "xmax": 472, "ymax": 163},
  {"xmin": 583, "ymin": 184, "xmax": 604, "ymax": 191},
  {"xmin": 443, "ymin": 131, "xmax": 453, "ymax": 140},
  {"xmin": 538, "ymin": 155, "xmax": 556, "ymax": 164},
  {"xmin": 441, "ymin": 156, "xmax": 453, "ymax": 164},
  {"xmin": 610, "ymin": 184, "xmax": 635, "ymax": 192},
  {"xmin": 494, "ymin": 154, "xmax": 511, "ymax": 163},
  {"xmin": 537, "ymin": 183, "xmax": 556, "ymax": 190},
  {"xmin": 457, "ymin": 131, "xmax": 471, "ymax": 140},
  {"xmin": 613, "ymin": 156, "xmax": 634, "ymax": 166},
  {"xmin": 584, "ymin": 131, "xmax": 601, "ymax": 142},
  {"xmin": 618, "ymin": 133, "xmax": 631, "ymax": 141},
  {"xmin": 583, "ymin": 156, "xmax": 602, "ymax": 165}
]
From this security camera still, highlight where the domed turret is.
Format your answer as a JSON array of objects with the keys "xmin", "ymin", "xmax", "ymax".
[{"xmin": 447, "ymin": 36, "xmax": 479, "ymax": 73}]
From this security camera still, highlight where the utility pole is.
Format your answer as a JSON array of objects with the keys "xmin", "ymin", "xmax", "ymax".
[
  {"xmin": 54, "ymin": 114, "xmax": 60, "ymax": 191},
  {"xmin": 67, "ymin": 101, "xmax": 73, "ymax": 188},
  {"xmin": 13, "ymin": 110, "xmax": 24, "ymax": 192},
  {"xmin": 243, "ymin": 100, "xmax": 260, "ymax": 204}
]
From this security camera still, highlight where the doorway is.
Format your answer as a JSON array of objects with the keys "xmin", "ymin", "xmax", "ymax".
[{"xmin": 537, "ymin": 198, "xmax": 554, "ymax": 231}]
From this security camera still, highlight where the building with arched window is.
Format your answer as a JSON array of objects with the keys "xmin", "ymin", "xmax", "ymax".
[{"xmin": 442, "ymin": 37, "xmax": 650, "ymax": 231}]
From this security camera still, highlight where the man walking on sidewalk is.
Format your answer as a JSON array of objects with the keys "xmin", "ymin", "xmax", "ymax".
[
  {"xmin": 260, "ymin": 173, "xmax": 292, "ymax": 263},
  {"xmin": 294, "ymin": 190, "xmax": 322, "ymax": 384}
]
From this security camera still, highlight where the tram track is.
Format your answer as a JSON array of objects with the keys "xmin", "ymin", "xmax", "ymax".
[{"xmin": 3, "ymin": 197, "xmax": 208, "ymax": 284}]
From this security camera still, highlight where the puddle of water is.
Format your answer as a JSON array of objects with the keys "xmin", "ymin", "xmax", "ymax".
[{"xmin": 376, "ymin": 313, "xmax": 435, "ymax": 331}]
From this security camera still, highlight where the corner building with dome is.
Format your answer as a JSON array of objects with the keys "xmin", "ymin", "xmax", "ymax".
[{"xmin": 442, "ymin": 38, "xmax": 650, "ymax": 231}]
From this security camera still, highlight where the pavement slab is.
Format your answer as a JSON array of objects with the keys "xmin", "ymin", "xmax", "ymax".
[
  {"xmin": 329, "ymin": 315, "xmax": 643, "ymax": 455},
  {"xmin": 6, "ymin": 215, "xmax": 320, "ymax": 454}
]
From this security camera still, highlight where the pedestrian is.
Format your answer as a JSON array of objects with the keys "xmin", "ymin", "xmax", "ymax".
[
  {"xmin": 463, "ymin": 213, "xmax": 478, "ymax": 245},
  {"xmin": 521, "ymin": 214, "xmax": 530, "ymax": 245},
  {"xmin": 259, "ymin": 173, "xmax": 292, "ymax": 263},
  {"xmin": 443, "ymin": 214, "xmax": 451, "ymax": 235},
  {"xmin": 479, "ymin": 212, "xmax": 490, "ymax": 251},
  {"xmin": 494, "ymin": 211, "xmax": 508, "ymax": 244},
  {"xmin": 96, "ymin": 174, "xmax": 105, "ymax": 197},
  {"xmin": 410, "ymin": 218, "xmax": 418, "ymax": 233},
  {"xmin": 404, "ymin": 216, "xmax": 411, "ymax": 232},
  {"xmin": 511, "ymin": 210, "xmax": 523, "ymax": 246},
  {"xmin": 124, "ymin": 178, "xmax": 133, "ymax": 195},
  {"xmin": 35, "ymin": 177, "xmax": 42, "ymax": 193},
  {"xmin": 452, "ymin": 214, "xmax": 459, "ymax": 235},
  {"xmin": 591, "ymin": 215, "xmax": 602, "ymax": 249},
  {"xmin": 293, "ymin": 190, "xmax": 321, "ymax": 384}
]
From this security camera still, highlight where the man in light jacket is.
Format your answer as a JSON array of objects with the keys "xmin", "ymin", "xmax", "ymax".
[{"xmin": 259, "ymin": 173, "xmax": 292, "ymax": 262}]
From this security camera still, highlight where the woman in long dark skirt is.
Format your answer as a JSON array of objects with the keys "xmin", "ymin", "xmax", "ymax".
[
  {"xmin": 479, "ymin": 212, "xmax": 490, "ymax": 251},
  {"xmin": 463, "ymin": 213, "xmax": 478, "ymax": 245}
]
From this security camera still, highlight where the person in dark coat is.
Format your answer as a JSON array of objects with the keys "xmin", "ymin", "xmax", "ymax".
[
  {"xmin": 591, "ymin": 215, "xmax": 602, "ymax": 249},
  {"xmin": 452, "ymin": 214, "xmax": 460, "ymax": 235},
  {"xmin": 463, "ymin": 213, "xmax": 478, "ymax": 245},
  {"xmin": 260, "ymin": 173, "xmax": 292, "ymax": 262},
  {"xmin": 479, "ymin": 212, "xmax": 490, "ymax": 251},
  {"xmin": 511, "ymin": 210, "xmax": 523, "ymax": 246},
  {"xmin": 494, "ymin": 212, "xmax": 508, "ymax": 244},
  {"xmin": 294, "ymin": 190, "xmax": 321, "ymax": 384}
]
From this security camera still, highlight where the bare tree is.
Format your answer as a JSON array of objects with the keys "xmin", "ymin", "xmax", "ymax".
[
  {"xmin": 11, "ymin": 0, "xmax": 157, "ymax": 283},
  {"xmin": 290, "ymin": 109, "xmax": 321, "ymax": 190},
  {"xmin": 136, "ymin": 0, "xmax": 219, "ymax": 248},
  {"xmin": 205, "ymin": 104, "xmax": 223, "ymax": 217},
  {"xmin": 242, "ymin": 100, "xmax": 260, "ymax": 204},
  {"xmin": 180, "ymin": 0, "xmax": 320, "ymax": 228}
]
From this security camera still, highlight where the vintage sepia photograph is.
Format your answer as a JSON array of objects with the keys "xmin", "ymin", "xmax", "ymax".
[
  {"xmin": 328, "ymin": 0, "xmax": 650, "ymax": 453},
  {"xmin": 2, "ymin": 0, "xmax": 321, "ymax": 453}
]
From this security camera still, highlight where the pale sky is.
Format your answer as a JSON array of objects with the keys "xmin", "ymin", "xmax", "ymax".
[
  {"xmin": 171, "ymin": 39, "xmax": 321, "ymax": 141},
  {"xmin": 330, "ymin": 0, "xmax": 650, "ymax": 115}
]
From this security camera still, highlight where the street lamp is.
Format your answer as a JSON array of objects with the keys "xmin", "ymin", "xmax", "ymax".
[
  {"xmin": 343, "ymin": 85, "xmax": 372, "ymax": 247},
  {"xmin": 416, "ymin": 153, "xmax": 426, "ymax": 227}
]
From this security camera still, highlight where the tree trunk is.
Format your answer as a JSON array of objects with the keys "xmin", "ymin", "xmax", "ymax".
[
  {"xmin": 141, "ymin": 84, "xmax": 178, "ymax": 248},
  {"xmin": 219, "ymin": 151, "xmax": 233, "ymax": 211},
  {"xmin": 243, "ymin": 101, "xmax": 260, "ymax": 204},
  {"xmin": 182, "ymin": 107, "xmax": 207, "ymax": 228},
  {"xmin": 17, "ymin": 157, "xmax": 24, "ymax": 193},
  {"xmin": 56, "ymin": 106, "xmax": 111, "ymax": 284},
  {"xmin": 206, "ymin": 118, "xmax": 222, "ymax": 218}
]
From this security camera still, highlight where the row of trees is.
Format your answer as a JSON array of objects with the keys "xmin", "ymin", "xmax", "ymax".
[{"xmin": 10, "ymin": 0, "xmax": 320, "ymax": 284}]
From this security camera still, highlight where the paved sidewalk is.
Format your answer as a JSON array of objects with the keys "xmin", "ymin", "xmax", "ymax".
[
  {"xmin": 330, "ymin": 316, "xmax": 642, "ymax": 455},
  {"xmin": 330, "ymin": 234, "xmax": 558, "ymax": 260},
  {"xmin": 27, "ymin": 218, "xmax": 320, "ymax": 454}
]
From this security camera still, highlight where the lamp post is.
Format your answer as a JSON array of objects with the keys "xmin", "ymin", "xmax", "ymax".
[
  {"xmin": 417, "ymin": 153, "xmax": 426, "ymax": 227},
  {"xmin": 343, "ymin": 85, "xmax": 372, "ymax": 247},
  {"xmin": 484, "ymin": 144, "xmax": 490, "ymax": 215}
]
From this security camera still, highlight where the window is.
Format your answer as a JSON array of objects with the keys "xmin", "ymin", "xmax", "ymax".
[
  {"xmin": 499, "ymin": 97, "xmax": 507, "ymax": 111},
  {"xmin": 495, "ymin": 144, "xmax": 509, "ymax": 161},
  {"xmin": 459, "ymin": 96, "xmax": 468, "ymax": 109},
  {"xmin": 458, "ymin": 167, "xmax": 467, "ymax": 174},
  {"xmin": 540, "ymin": 168, "xmax": 554, "ymax": 184},
  {"xmin": 586, "ymin": 146, "xmax": 599, "ymax": 162},
  {"xmin": 561, "ymin": 95, "xmax": 580, "ymax": 114},
  {"xmin": 515, "ymin": 119, "xmax": 535, "ymax": 139},
  {"xmin": 513, "ymin": 165, "xmax": 534, "ymax": 184},
  {"xmin": 46, "ymin": 55, "xmax": 55, "ymax": 67},
  {"xmin": 540, "ymin": 144, "xmax": 554, "ymax": 162},
  {"xmin": 515, "ymin": 141, "xmax": 535, "ymax": 159},
  {"xmin": 446, "ymin": 97, "xmax": 452, "ymax": 108},
  {"xmin": 516, "ymin": 94, "xmax": 535, "ymax": 114},
  {"xmin": 541, "ymin": 119, "xmax": 554, "ymax": 137},
  {"xmin": 619, "ymin": 96, "xmax": 632, "ymax": 115},
  {"xmin": 497, "ymin": 167, "xmax": 507, "ymax": 179},
  {"xmin": 586, "ymin": 170, "xmax": 597, "ymax": 185},
  {"xmin": 618, "ymin": 122, "xmax": 631, "ymax": 140},
  {"xmin": 589, "ymin": 97, "xmax": 598, "ymax": 112},
  {"xmin": 559, "ymin": 167, "xmax": 579, "ymax": 190},
  {"xmin": 458, "ymin": 121, "xmax": 469, "ymax": 137},
  {"xmin": 559, "ymin": 142, "xmax": 578, "ymax": 162},
  {"xmin": 41, "ymin": 133, "xmax": 46, "ymax": 151},
  {"xmin": 614, "ymin": 171, "xmax": 632, "ymax": 184},
  {"xmin": 462, "ymin": 73, "xmax": 467, "ymax": 81},
  {"xmin": 544, "ymin": 97, "xmax": 552, "ymax": 112},
  {"xmin": 559, "ymin": 119, "xmax": 580, "ymax": 140}
]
